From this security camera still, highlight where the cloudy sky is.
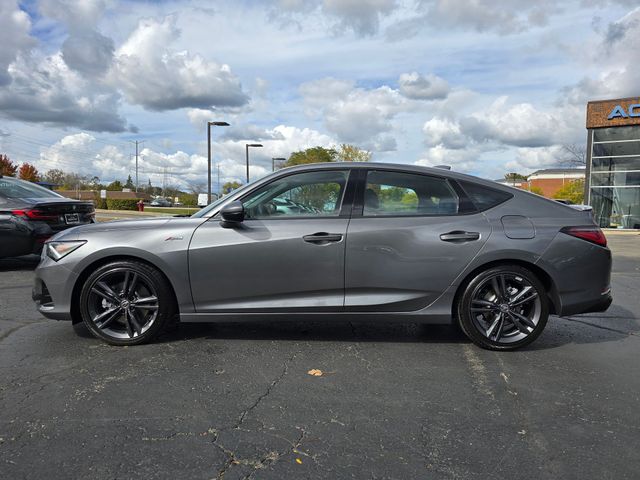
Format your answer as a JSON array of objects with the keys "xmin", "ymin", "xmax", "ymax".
[{"xmin": 0, "ymin": 0, "xmax": 639, "ymax": 191}]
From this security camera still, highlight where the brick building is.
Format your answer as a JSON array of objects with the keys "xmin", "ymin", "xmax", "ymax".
[{"xmin": 525, "ymin": 168, "xmax": 585, "ymax": 198}]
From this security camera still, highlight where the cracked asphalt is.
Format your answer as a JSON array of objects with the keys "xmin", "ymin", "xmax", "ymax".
[{"xmin": 1, "ymin": 234, "xmax": 639, "ymax": 479}]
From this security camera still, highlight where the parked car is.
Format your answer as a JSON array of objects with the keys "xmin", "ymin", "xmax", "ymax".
[
  {"xmin": 150, "ymin": 197, "xmax": 172, "ymax": 207},
  {"xmin": 0, "ymin": 175, "xmax": 95, "ymax": 258},
  {"xmin": 32, "ymin": 163, "xmax": 612, "ymax": 350}
]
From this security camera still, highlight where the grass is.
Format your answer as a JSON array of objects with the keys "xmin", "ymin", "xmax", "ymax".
[{"xmin": 143, "ymin": 206, "xmax": 201, "ymax": 215}]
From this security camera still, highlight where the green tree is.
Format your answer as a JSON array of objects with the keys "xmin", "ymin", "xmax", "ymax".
[
  {"xmin": 124, "ymin": 174, "xmax": 135, "ymax": 190},
  {"xmin": 106, "ymin": 180, "xmax": 123, "ymax": 191},
  {"xmin": 285, "ymin": 146, "xmax": 338, "ymax": 167},
  {"xmin": 553, "ymin": 179, "xmax": 584, "ymax": 204},
  {"xmin": 0, "ymin": 154, "xmax": 18, "ymax": 177},
  {"xmin": 18, "ymin": 163, "xmax": 39, "ymax": 182},
  {"xmin": 336, "ymin": 144, "xmax": 372, "ymax": 162},
  {"xmin": 222, "ymin": 181, "xmax": 242, "ymax": 194},
  {"xmin": 528, "ymin": 186, "xmax": 544, "ymax": 196}
]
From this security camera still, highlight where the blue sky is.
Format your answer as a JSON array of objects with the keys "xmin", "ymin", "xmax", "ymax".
[{"xmin": 0, "ymin": 0, "xmax": 639, "ymax": 191}]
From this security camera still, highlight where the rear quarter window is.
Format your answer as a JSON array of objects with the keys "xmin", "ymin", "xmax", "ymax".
[{"xmin": 458, "ymin": 180, "xmax": 513, "ymax": 211}]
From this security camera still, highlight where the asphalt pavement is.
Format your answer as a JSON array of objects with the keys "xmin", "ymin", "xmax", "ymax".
[{"xmin": 0, "ymin": 234, "xmax": 638, "ymax": 479}]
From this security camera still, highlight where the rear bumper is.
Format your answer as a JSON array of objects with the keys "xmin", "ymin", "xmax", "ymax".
[{"xmin": 538, "ymin": 233, "xmax": 613, "ymax": 317}]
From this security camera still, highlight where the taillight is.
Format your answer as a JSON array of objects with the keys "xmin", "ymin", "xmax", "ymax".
[
  {"xmin": 560, "ymin": 226, "xmax": 607, "ymax": 247},
  {"xmin": 11, "ymin": 209, "xmax": 58, "ymax": 221}
]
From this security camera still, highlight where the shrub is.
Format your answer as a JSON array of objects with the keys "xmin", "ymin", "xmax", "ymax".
[
  {"xmin": 106, "ymin": 198, "xmax": 138, "ymax": 210},
  {"xmin": 95, "ymin": 198, "xmax": 107, "ymax": 209}
]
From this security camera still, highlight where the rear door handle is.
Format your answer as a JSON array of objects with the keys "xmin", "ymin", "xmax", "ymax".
[
  {"xmin": 303, "ymin": 232, "xmax": 343, "ymax": 244},
  {"xmin": 440, "ymin": 231, "xmax": 480, "ymax": 242}
]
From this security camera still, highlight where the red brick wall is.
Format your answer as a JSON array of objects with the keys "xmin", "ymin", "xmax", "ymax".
[{"xmin": 527, "ymin": 178, "xmax": 576, "ymax": 198}]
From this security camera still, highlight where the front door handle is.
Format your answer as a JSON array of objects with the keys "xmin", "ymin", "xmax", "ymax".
[
  {"xmin": 303, "ymin": 232, "xmax": 343, "ymax": 244},
  {"xmin": 440, "ymin": 231, "xmax": 481, "ymax": 242}
]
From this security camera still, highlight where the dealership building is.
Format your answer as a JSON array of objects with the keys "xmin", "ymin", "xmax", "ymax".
[{"xmin": 586, "ymin": 97, "xmax": 640, "ymax": 229}]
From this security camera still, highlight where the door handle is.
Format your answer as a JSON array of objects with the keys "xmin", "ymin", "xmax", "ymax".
[
  {"xmin": 440, "ymin": 231, "xmax": 480, "ymax": 242},
  {"xmin": 303, "ymin": 232, "xmax": 343, "ymax": 244}
]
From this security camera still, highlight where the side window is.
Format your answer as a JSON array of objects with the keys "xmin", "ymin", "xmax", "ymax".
[
  {"xmin": 243, "ymin": 170, "xmax": 349, "ymax": 219},
  {"xmin": 458, "ymin": 181, "xmax": 513, "ymax": 211},
  {"xmin": 363, "ymin": 170, "xmax": 460, "ymax": 216}
]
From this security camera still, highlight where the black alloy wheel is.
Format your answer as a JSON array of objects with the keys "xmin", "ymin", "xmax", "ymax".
[
  {"xmin": 457, "ymin": 265, "xmax": 549, "ymax": 350},
  {"xmin": 79, "ymin": 260, "xmax": 176, "ymax": 345}
]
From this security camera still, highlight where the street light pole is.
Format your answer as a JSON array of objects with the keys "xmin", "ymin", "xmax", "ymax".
[
  {"xmin": 245, "ymin": 143, "xmax": 263, "ymax": 183},
  {"xmin": 207, "ymin": 121, "xmax": 230, "ymax": 204},
  {"xmin": 272, "ymin": 157, "xmax": 286, "ymax": 171}
]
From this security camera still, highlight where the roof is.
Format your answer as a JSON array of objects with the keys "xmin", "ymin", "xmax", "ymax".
[{"xmin": 528, "ymin": 168, "xmax": 585, "ymax": 176}]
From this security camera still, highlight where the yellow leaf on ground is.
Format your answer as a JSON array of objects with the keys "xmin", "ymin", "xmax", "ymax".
[
  {"xmin": 296, "ymin": 458, "xmax": 303, "ymax": 464},
  {"xmin": 307, "ymin": 369, "xmax": 323, "ymax": 376}
]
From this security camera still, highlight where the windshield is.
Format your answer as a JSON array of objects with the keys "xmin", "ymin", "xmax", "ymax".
[{"xmin": 0, "ymin": 177, "xmax": 63, "ymax": 199}]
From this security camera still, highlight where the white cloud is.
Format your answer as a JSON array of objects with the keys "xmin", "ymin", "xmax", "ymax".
[
  {"xmin": 0, "ymin": 53, "xmax": 127, "ymax": 132},
  {"xmin": 0, "ymin": 1, "xmax": 35, "ymax": 86},
  {"xmin": 111, "ymin": 16, "xmax": 249, "ymax": 111},
  {"xmin": 423, "ymin": 118, "xmax": 467, "ymax": 149},
  {"xmin": 399, "ymin": 72, "xmax": 449, "ymax": 100},
  {"xmin": 505, "ymin": 146, "xmax": 566, "ymax": 172}
]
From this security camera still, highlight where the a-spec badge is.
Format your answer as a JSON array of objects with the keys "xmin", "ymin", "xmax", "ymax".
[{"xmin": 164, "ymin": 235, "xmax": 184, "ymax": 241}]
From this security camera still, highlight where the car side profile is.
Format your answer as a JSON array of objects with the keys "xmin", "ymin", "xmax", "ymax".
[{"xmin": 32, "ymin": 163, "xmax": 612, "ymax": 350}]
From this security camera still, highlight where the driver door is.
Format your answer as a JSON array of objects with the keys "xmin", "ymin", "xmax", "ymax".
[{"xmin": 188, "ymin": 169, "xmax": 355, "ymax": 312}]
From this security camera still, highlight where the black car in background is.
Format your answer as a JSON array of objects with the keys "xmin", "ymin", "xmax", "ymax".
[{"xmin": 0, "ymin": 176, "xmax": 95, "ymax": 258}]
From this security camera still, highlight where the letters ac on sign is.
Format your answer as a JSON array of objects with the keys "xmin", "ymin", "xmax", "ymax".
[
  {"xmin": 586, "ymin": 98, "xmax": 640, "ymax": 129},
  {"xmin": 608, "ymin": 104, "xmax": 640, "ymax": 120}
]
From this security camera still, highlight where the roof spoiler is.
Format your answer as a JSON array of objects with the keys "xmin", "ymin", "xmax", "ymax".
[{"xmin": 433, "ymin": 165, "xmax": 451, "ymax": 170}]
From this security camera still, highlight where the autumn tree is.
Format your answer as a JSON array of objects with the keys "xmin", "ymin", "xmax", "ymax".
[
  {"xmin": 18, "ymin": 163, "xmax": 40, "ymax": 182},
  {"xmin": 0, "ymin": 154, "xmax": 18, "ymax": 177},
  {"xmin": 336, "ymin": 144, "xmax": 372, "ymax": 162},
  {"xmin": 43, "ymin": 169, "xmax": 65, "ymax": 185},
  {"xmin": 553, "ymin": 179, "xmax": 584, "ymax": 204}
]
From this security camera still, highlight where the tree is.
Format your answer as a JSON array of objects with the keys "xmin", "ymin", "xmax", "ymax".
[
  {"xmin": 284, "ymin": 146, "xmax": 338, "ymax": 167},
  {"xmin": 504, "ymin": 172, "xmax": 527, "ymax": 185},
  {"xmin": 0, "ymin": 154, "xmax": 17, "ymax": 177},
  {"xmin": 553, "ymin": 179, "xmax": 584, "ymax": 204},
  {"xmin": 222, "ymin": 181, "xmax": 242, "ymax": 194},
  {"xmin": 528, "ymin": 186, "xmax": 544, "ymax": 196},
  {"xmin": 18, "ymin": 163, "xmax": 39, "ymax": 182},
  {"xmin": 561, "ymin": 144, "xmax": 587, "ymax": 167},
  {"xmin": 44, "ymin": 169, "xmax": 65, "ymax": 185},
  {"xmin": 336, "ymin": 144, "xmax": 372, "ymax": 162},
  {"xmin": 124, "ymin": 174, "xmax": 135, "ymax": 190},
  {"xmin": 106, "ymin": 180, "xmax": 123, "ymax": 191}
]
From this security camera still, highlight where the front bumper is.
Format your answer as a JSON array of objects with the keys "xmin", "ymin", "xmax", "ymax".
[{"xmin": 32, "ymin": 256, "xmax": 79, "ymax": 321}]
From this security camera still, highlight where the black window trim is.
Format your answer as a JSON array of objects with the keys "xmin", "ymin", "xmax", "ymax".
[
  {"xmin": 351, "ymin": 168, "xmax": 480, "ymax": 219},
  {"xmin": 214, "ymin": 167, "xmax": 358, "ymax": 222}
]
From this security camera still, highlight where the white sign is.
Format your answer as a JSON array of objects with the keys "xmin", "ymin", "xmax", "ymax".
[{"xmin": 100, "ymin": 189, "xmax": 107, "ymax": 199}]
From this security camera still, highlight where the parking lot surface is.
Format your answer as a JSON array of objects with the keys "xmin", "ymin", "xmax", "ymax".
[{"xmin": 1, "ymin": 234, "xmax": 639, "ymax": 479}]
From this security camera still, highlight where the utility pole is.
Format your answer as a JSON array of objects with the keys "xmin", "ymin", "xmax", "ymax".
[
  {"xmin": 129, "ymin": 140, "xmax": 144, "ymax": 192},
  {"xmin": 217, "ymin": 163, "xmax": 221, "ymax": 198}
]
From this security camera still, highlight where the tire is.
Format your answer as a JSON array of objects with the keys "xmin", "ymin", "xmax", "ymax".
[
  {"xmin": 79, "ymin": 260, "xmax": 176, "ymax": 346},
  {"xmin": 456, "ymin": 265, "xmax": 549, "ymax": 351}
]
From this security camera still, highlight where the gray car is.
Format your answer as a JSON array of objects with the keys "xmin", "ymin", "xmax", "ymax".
[{"xmin": 32, "ymin": 163, "xmax": 612, "ymax": 350}]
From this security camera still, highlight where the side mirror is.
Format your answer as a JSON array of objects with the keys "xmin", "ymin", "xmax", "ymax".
[{"xmin": 220, "ymin": 200, "xmax": 245, "ymax": 228}]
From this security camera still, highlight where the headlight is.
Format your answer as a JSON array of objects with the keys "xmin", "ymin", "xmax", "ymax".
[{"xmin": 46, "ymin": 241, "xmax": 86, "ymax": 261}]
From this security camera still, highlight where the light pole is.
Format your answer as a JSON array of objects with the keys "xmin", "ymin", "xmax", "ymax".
[
  {"xmin": 207, "ymin": 121, "xmax": 229, "ymax": 204},
  {"xmin": 245, "ymin": 143, "xmax": 263, "ymax": 183},
  {"xmin": 272, "ymin": 157, "xmax": 286, "ymax": 171}
]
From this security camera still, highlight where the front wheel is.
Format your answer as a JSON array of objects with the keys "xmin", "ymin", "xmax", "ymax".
[
  {"xmin": 79, "ymin": 260, "xmax": 176, "ymax": 346},
  {"xmin": 456, "ymin": 265, "xmax": 549, "ymax": 351}
]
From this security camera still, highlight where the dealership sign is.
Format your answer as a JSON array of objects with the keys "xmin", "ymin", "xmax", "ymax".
[{"xmin": 608, "ymin": 104, "xmax": 640, "ymax": 120}]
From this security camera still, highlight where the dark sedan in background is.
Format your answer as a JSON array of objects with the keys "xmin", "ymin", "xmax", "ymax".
[
  {"xmin": 0, "ymin": 176, "xmax": 95, "ymax": 258},
  {"xmin": 32, "ymin": 162, "xmax": 612, "ymax": 350}
]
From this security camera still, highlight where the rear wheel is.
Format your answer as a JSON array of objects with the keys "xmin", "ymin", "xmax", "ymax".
[
  {"xmin": 456, "ymin": 265, "xmax": 549, "ymax": 351},
  {"xmin": 79, "ymin": 260, "xmax": 176, "ymax": 346}
]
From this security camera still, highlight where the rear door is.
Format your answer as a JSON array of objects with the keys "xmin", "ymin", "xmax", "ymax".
[
  {"xmin": 189, "ymin": 169, "xmax": 356, "ymax": 312},
  {"xmin": 344, "ymin": 169, "xmax": 491, "ymax": 311}
]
